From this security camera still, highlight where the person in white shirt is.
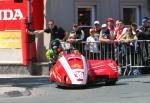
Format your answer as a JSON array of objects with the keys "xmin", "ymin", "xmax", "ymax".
[{"xmin": 86, "ymin": 28, "xmax": 99, "ymax": 59}]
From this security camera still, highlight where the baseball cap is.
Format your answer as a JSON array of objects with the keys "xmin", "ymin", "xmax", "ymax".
[
  {"xmin": 106, "ymin": 18, "xmax": 114, "ymax": 23},
  {"xmin": 94, "ymin": 21, "xmax": 100, "ymax": 25},
  {"xmin": 142, "ymin": 17, "xmax": 149, "ymax": 25},
  {"xmin": 101, "ymin": 24, "xmax": 107, "ymax": 28}
]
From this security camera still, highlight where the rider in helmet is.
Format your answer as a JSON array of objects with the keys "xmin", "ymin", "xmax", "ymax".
[
  {"xmin": 45, "ymin": 39, "xmax": 63, "ymax": 63},
  {"xmin": 46, "ymin": 39, "xmax": 80, "ymax": 70}
]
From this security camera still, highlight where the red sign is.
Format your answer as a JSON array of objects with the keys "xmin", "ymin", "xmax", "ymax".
[
  {"xmin": 31, "ymin": 0, "xmax": 44, "ymax": 30},
  {"xmin": 0, "ymin": 0, "xmax": 44, "ymax": 30},
  {"xmin": 0, "ymin": 0, "xmax": 28, "ymax": 30}
]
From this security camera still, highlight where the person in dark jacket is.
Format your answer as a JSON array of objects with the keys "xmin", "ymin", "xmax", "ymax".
[
  {"xmin": 34, "ymin": 19, "xmax": 67, "ymax": 41},
  {"xmin": 138, "ymin": 17, "xmax": 150, "ymax": 40},
  {"xmin": 137, "ymin": 17, "xmax": 150, "ymax": 74},
  {"xmin": 71, "ymin": 24, "xmax": 85, "ymax": 53}
]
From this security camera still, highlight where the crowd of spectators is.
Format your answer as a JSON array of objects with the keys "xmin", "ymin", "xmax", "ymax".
[
  {"xmin": 65, "ymin": 17, "xmax": 150, "ymax": 75},
  {"xmin": 32, "ymin": 17, "xmax": 150, "ymax": 75}
]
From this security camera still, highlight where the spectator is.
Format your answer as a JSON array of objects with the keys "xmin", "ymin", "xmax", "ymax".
[
  {"xmin": 33, "ymin": 20, "xmax": 67, "ymax": 42},
  {"xmin": 130, "ymin": 23, "xmax": 141, "ymax": 52},
  {"xmin": 115, "ymin": 19, "xmax": 120, "ymax": 30},
  {"xmin": 66, "ymin": 31, "xmax": 78, "ymax": 49},
  {"xmin": 114, "ymin": 20, "xmax": 128, "ymax": 40},
  {"xmin": 137, "ymin": 17, "xmax": 150, "ymax": 74},
  {"xmin": 119, "ymin": 26, "xmax": 140, "ymax": 75},
  {"xmin": 106, "ymin": 18, "xmax": 115, "ymax": 34},
  {"xmin": 72, "ymin": 24, "xmax": 85, "ymax": 41},
  {"xmin": 99, "ymin": 24, "xmax": 114, "ymax": 59},
  {"xmin": 119, "ymin": 27, "xmax": 138, "ymax": 41},
  {"xmin": 138, "ymin": 17, "xmax": 150, "ymax": 40},
  {"xmin": 67, "ymin": 31, "xmax": 76, "ymax": 43},
  {"xmin": 60, "ymin": 31, "xmax": 79, "ymax": 54},
  {"xmin": 71, "ymin": 24, "xmax": 85, "ymax": 53},
  {"xmin": 130, "ymin": 23, "xmax": 141, "ymax": 53},
  {"xmin": 99, "ymin": 24, "xmax": 114, "ymax": 44},
  {"xmin": 94, "ymin": 20, "xmax": 101, "ymax": 35},
  {"xmin": 131, "ymin": 23, "xmax": 138, "ymax": 35},
  {"xmin": 86, "ymin": 28, "xmax": 99, "ymax": 59}
]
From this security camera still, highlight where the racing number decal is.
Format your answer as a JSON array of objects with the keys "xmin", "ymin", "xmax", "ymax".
[
  {"xmin": 73, "ymin": 69, "xmax": 84, "ymax": 81},
  {"xmin": 74, "ymin": 71, "xmax": 84, "ymax": 81}
]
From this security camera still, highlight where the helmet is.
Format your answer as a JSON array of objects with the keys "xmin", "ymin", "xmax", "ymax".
[{"xmin": 51, "ymin": 39, "xmax": 62, "ymax": 53}]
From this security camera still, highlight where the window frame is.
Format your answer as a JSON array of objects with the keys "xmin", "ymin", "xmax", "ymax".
[
  {"xmin": 77, "ymin": 5, "xmax": 96, "ymax": 26},
  {"xmin": 121, "ymin": 6, "xmax": 140, "ymax": 25}
]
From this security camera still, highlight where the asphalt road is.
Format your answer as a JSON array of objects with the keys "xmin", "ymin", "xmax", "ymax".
[{"xmin": 0, "ymin": 75, "xmax": 150, "ymax": 103}]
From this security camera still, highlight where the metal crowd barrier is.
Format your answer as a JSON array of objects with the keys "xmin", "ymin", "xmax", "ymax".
[{"xmin": 72, "ymin": 40, "xmax": 150, "ymax": 76}]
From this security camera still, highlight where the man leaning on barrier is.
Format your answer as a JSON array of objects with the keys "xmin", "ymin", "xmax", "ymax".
[
  {"xmin": 137, "ymin": 17, "xmax": 150, "ymax": 74},
  {"xmin": 99, "ymin": 24, "xmax": 115, "ymax": 59},
  {"xmin": 138, "ymin": 17, "xmax": 150, "ymax": 40},
  {"xmin": 28, "ymin": 19, "xmax": 67, "ymax": 42}
]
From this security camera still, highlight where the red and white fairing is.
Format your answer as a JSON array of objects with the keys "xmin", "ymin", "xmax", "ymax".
[
  {"xmin": 50, "ymin": 54, "xmax": 90, "ymax": 85},
  {"xmin": 50, "ymin": 53, "xmax": 118, "ymax": 86}
]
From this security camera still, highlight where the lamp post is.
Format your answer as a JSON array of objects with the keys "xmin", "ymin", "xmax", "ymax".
[{"xmin": 27, "ymin": 0, "xmax": 33, "ymax": 75}]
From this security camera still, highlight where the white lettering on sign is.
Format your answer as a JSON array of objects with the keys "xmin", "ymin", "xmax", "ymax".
[{"xmin": 0, "ymin": 9, "xmax": 23, "ymax": 20}]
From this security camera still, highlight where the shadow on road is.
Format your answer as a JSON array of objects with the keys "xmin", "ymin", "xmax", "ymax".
[{"xmin": 55, "ymin": 82, "xmax": 128, "ymax": 90}]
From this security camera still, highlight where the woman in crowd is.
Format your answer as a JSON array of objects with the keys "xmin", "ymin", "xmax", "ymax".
[{"xmin": 119, "ymin": 26, "xmax": 138, "ymax": 41}]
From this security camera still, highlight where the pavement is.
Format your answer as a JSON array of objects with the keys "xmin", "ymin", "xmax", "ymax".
[{"xmin": 0, "ymin": 74, "xmax": 49, "ymax": 98}]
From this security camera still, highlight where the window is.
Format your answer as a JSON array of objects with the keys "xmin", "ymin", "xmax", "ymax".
[
  {"xmin": 122, "ymin": 6, "xmax": 141, "ymax": 25},
  {"xmin": 78, "ymin": 6, "xmax": 96, "ymax": 26}
]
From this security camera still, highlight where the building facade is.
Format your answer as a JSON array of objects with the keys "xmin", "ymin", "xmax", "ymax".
[{"xmin": 43, "ymin": 0, "xmax": 150, "ymax": 31}]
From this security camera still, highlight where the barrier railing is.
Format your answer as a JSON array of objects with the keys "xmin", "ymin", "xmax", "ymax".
[{"xmin": 72, "ymin": 40, "xmax": 150, "ymax": 76}]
